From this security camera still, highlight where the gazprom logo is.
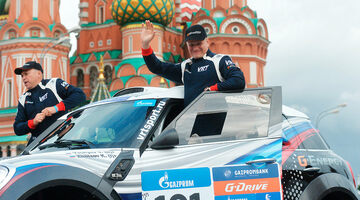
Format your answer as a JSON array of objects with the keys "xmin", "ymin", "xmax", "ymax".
[
  {"xmin": 141, "ymin": 167, "xmax": 211, "ymax": 192},
  {"xmin": 158, "ymin": 172, "xmax": 195, "ymax": 189},
  {"xmin": 159, "ymin": 172, "xmax": 169, "ymax": 188}
]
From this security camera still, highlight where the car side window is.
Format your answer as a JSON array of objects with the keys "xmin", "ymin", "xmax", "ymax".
[
  {"xmin": 300, "ymin": 122, "xmax": 328, "ymax": 150},
  {"xmin": 282, "ymin": 117, "xmax": 305, "ymax": 150},
  {"xmin": 173, "ymin": 90, "xmax": 272, "ymax": 145},
  {"xmin": 285, "ymin": 119, "xmax": 328, "ymax": 150}
]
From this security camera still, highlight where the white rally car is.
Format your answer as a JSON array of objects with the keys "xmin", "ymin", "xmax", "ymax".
[{"xmin": 0, "ymin": 86, "xmax": 357, "ymax": 200}]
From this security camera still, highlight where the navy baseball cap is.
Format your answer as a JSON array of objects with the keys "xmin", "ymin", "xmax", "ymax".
[
  {"xmin": 14, "ymin": 61, "xmax": 43, "ymax": 75},
  {"xmin": 185, "ymin": 24, "xmax": 207, "ymax": 42}
]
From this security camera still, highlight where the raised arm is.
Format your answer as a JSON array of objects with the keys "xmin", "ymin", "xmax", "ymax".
[{"xmin": 141, "ymin": 20, "xmax": 155, "ymax": 49}]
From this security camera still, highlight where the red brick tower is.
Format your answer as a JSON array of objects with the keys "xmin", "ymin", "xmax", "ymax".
[
  {"xmin": 0, "ymin": 0, "xmax": 71, "ymax": 156},
  {"xmin": 192, "ymin": 0, "xmax": 269, "ymax": 87}
]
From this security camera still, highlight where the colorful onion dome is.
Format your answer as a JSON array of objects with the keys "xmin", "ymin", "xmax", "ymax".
[{"xmin": 110, "ymin": 0, "xmax": 175, "ymax": 26}]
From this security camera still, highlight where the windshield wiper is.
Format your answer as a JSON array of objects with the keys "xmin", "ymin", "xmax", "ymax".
[{"xmin": 38, "ymin": 139, "xmax": 95, "ymax": 150}]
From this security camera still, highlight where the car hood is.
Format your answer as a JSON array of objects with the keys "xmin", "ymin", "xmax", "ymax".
[{"xmin": 0, "ymin": 148, "xmax": 132, "ymax": 178}]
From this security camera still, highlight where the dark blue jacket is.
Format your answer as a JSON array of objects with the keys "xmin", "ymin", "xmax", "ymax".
[
  {"xmin": 143, "ymin": 49, "xmax": 245, "ymax": 106},
  {"xmin": 13, "ymin": 78, "xmax": 86, "ymax": 140}
]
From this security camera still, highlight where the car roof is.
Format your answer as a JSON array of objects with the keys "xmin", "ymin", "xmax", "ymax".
[
  {"xmin": 282, "ymin": 105, "xmax": 309, "ymax": 119},
  {"xmin": 124, "ymin": 86, "xmax": 184, "ymax": 100},
  {"xmin": 77, "ymin": 86, "xmax": 308, "ymax": 119}
]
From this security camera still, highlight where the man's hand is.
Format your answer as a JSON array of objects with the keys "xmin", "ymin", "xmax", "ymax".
[
  {"xmin": 42, "ymin": 106, "xmax": 57, "ymax": 117},
  {"xmin": 33, "ymin": 113, "xmax": 46, "ymax": 126},
  {"xmin": 141, "ymin": 20, "xmax": 155, "ymax": 49}
]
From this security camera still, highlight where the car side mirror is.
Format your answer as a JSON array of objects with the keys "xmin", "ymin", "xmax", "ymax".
[{"xmin": 150, "ymin": 128, "xmax": 179, "ymax": 149}]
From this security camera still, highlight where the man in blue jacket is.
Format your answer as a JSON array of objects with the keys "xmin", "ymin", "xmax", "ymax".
[
  {"xmin": 141, "ymin": 20, "xmax": 245, "ymax": 106},
  {"xmin": 13, "ymin": 61, "xmax": 86, "ymax": 145}
]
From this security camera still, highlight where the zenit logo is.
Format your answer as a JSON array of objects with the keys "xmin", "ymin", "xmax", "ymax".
[
  {"xmin": 225, "ymin": 182, "xmax": 268, "ymax": 193},
  {"xmin": 158, "ymin": 172, "xmax": 194, "ymax": 189}
]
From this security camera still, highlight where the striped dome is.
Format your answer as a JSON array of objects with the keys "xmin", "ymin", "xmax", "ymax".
[
  {"xmin": 110, "ymin": 0, "xmax": 175, "ymax": 26},
  {"xmin": 180, "ymin": 0, "xmax": 201, "ymax": 21}
]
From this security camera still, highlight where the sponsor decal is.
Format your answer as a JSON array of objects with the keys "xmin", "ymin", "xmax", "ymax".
[
  {"xmin": 227, "ymin": 64, "xmax": 237, "ymax": 69},
  {"xmin": 198, "ymin": 65, "xmax": 209, "ymax": 72},
  {"xmin": 134, "ymin": 99, "xmax": 156, "ymax": 107},
  {"xmin": 224, "ymin": 170, "xmax": 232, "ymax": 178},
  {"xmin": 297, "ymin": 155, "xmax": 342, "ymax": 167},
  {"xmin": 25, "ymin": 101, "xmax": 33, "ymax": 104},
  {"xmin": 298, "ymin": 156, "xmax": 308, "ymax": 167},
  {"xmin": 234, "ymin": 169, "xmax": 269, "ymax": 176},
  {"xmin": 213, "ymin": 163, "xmax": 282, "ymax": 199},
  {"xmin": 137, "ymin": 101, "xmax": 166, "ymax": 140},
  {"xmin": 266, "ymin": 193, "xmax": 271, "ymax": 200},
  {"xmin": 159, "ymin": 172, "xmax": 195, "ymax": 189},
  {"xmin": 39, "ymin": 93, "xmax": 48, "ymax": 102},
  {"xmin": 187, "ymin": 31, "xmax": 201, "ymax": 36},
  {"xmin": 214, "ymin": 192, "xmax": 281, "ymax": 200},
  {"xmin": 142, "ymin": 167, "xmax": 211, "ymax": 191},
  {"xmin": 142, "ymin": 167, "xmax": 213, "ymax": 199},
  {"xmin": 65, "ymin": 151, "xmax": 118, "ymax": 159},
  {"xmin": 225, "ymin": 60, "xmax": 234, "ymax": 66},
  {"xmin": 61, "ymin": 81, "xmax": 69, "ymax": 89},
  {"xmin": 219, "ymin": 179, "xmax": 275, "ymax": 194},
  {"xmin": 141, "ymin": 164, "xmax": 282, "ymax": 200},
  {"xmin": 225, "ymin": 95, "xmax": 271, "ymax": 108}
]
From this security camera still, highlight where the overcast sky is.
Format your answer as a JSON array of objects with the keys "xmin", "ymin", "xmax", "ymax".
[
  {"xmin": 246, "ymin": 0, "xmax": 360, "ymax": 181},
  {"xmin": 60, "ymin": 0, "xmax": 360, "ymax": 183}
]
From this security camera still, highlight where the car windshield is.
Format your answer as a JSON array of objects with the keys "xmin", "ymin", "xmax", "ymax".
[{"xmin": 31, "ymin": 99, "xmax": 167, "ymax": 152}]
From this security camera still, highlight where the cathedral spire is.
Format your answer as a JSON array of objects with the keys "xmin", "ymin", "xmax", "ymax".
[{"xmin": 90, "ymin": 55, "xmax": 111, "ymax": 103}]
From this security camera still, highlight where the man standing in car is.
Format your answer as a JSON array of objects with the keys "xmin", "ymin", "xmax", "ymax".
[
  {"xmin": 141, "ymin": 20, "xmax": 245, "ymax": 106},
  {"xmin": 13, "ymin": 61, "xmax": 86, "ymax": 145}
]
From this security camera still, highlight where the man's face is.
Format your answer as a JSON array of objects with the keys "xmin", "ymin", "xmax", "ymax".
[
  {"xmin": 21, "ymin": 69, "xmax": 42, "ymax": 90},
  {"xmin": 187, "ymin": 38, "xmax": 209, "ymax": 59}
]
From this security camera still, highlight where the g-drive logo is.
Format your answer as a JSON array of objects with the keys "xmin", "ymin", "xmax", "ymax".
[{"xmin": 159, "ymin": 172, "xmax": 194, "ymax": 189}]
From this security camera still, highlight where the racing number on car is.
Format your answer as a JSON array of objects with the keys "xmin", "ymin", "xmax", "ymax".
[{"xmin": 155, "ymin": 193, "xmax": 200, "ymax": 200}]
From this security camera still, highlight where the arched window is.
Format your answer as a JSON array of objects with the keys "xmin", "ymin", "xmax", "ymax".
[
  {"xmin": 104, "ymin": 65, "xmax": 112, "ymax": 86},
  {"xmin": 54, "ymin": 30, "xmax": 62, "ymax": 38},
  {"xmin": 7, "ymin": 80, "xmax": 12, "ymax": 107},
  {"xmin": 129, "ymin": 36, "xmax": 133, "ymax": 52},
  {"xmin": 212, "ymin": 0, "xmax": 216, "ymax": 9},
  {"xmin": 7, "ymin": 146, "xmax": 10, "ymax": 157},
  {"xmin": 8, "ymin": 29, "xmax": 17, "ymax": 39},
  {"xmin": 30, "ymin": 27, "xmax": 41, "ymax": 37},
  {"xmin": 77, "ymin": 69, "xmax": 84, "ymax": 87},
  {"xmin": 90, "ymin": 67, "xmax": 98, "ymax": 94},
  {"xmin": 99, "ymin": 6, "xmax": 105, "ymax": 24}
]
